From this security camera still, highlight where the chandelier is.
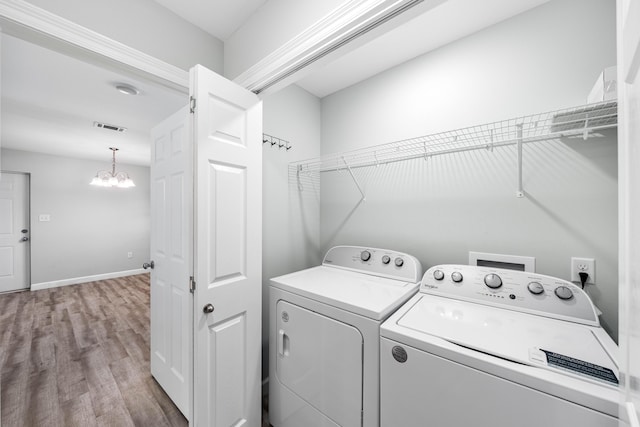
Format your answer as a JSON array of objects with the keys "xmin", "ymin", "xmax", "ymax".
[{"xmin": 90, "ymin": 147, "xmax": 135, "ymax": 188}]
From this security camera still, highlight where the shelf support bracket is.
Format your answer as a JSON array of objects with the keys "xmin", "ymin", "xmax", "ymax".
[
  {"xmin": 296, "ymin": 165, "xmax": 304, "ymax": 192},
  {"xmin": 342, "ymin": 157, "xmax": 366, "ymax": 202},
  {"xmin": 516, "ymin": 124, "xmax": 524, "ymax": 198}
]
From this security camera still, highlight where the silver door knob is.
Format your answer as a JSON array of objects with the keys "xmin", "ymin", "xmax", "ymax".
[
  {"xmin": 143, "ymin": 261, "xmax": 155, "ymax": 269},
  {"xmin": 21, "ymin": 236, "xmax": 29, "ymax": 242},
  {"xmin": 203, "ymin": 303, "xmax": 214, "ymax": 314}
]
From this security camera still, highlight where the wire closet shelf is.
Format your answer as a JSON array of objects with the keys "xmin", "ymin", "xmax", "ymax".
[{"xmin": 291, "ymin": 101, "xmax": 617, "ymax": 175}]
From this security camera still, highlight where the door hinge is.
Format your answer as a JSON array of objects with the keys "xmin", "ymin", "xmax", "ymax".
[
  {"xmin": 189, "ymin": 96, "xmax": 196, "ymax": 114},
  {"xmin": 189, "ymin": 276, "xmax": 196, "ymax": 293}
]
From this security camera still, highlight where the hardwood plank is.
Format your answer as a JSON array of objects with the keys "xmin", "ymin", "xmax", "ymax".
[
  {"xmin": 25, "ymin": 368, "xmax": 62, "ymax": 426},
  {"xmin": 70, "ymin": 311, "xmax": 99, "ymax": 349},
  {"xmin": 146, "ymin": 377, "xmax": 189, "ymax": 427},
  {"xmin": 117, "ymin": 329, "xmax": 149, "ymax": 365},
  {"xmin": 29, "ymin": 326, "xmax": 56, "ymax": 374},
  {"xmin": 80, "ymin": 343, "xmax": 127, "ymax": 417},
  {"xmin": 1, "ymin": 360, "xmax": 31, "ymax": 426},
  {"xmin": 53, "ymin": 308, "xmax": 89, "ymax": 403},
  {"xmin": 110, "ymin": 356, "xmax": 172, "ymax": 427},
  {"xmin": 95, "ymin": 403, "xmax": 135, "ymax": 427},
  {"xmin": 61, "ymin": 392, "xmax": 97, "ymax": 427}
]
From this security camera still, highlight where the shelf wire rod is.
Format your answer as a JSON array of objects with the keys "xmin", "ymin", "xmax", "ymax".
[
  {"xmin": 342, "ymin": 156, "xmax": 366, "ymax": 202},
  {"xmin": 296, "ymin": 164, "xmax": 304, "ymax": 192},
  {"xmin": 516, "ymin": 124, "xmax": 524, "ymax": 198},
  {"xmin": 583, "ymin": 117, "xmax": 590, "ymax": 140}
]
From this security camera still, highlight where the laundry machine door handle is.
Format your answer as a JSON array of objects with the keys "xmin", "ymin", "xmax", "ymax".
[{"xmin": 278, "ymin": 329, "xmax": 290, "ymax": 356}]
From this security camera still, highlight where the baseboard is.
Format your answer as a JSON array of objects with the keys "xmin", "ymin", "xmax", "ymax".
[{"xmin": 31, "ymin": 268, "xmax": 147, "ymax": 291}]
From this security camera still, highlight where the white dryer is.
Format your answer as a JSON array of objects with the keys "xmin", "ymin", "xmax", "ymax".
[
  {"xmin": 269, "ymin": 246, "xmax": 423, "ymax": 427},
  {"xmin": 380, "ymin": 264, "xmax": 618, "ymax": 427}
]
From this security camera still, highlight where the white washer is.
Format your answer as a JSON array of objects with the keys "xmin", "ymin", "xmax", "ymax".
[
  {"xmin": 269, "ymin": 245, "xmax": 423, "ymax": 427},
  {"xmin": 380, "ymin": 264, "xmax": 619, "ymax": 427}
]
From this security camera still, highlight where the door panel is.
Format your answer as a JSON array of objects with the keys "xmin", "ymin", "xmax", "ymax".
[
  {"xmin": 150, "ymin": 107, "xmax": 192, "ymax": 420},
  {"xmin": 0, "ymin": 172, "xmax": 30, "ymax": 293},
  {"xmin": 192, "ymin": 64, "xmax": 262, "ymax": 427},
  {"xmin": 276, "ymin": 300, "xmax": 363, "ymax": 427},
  {"xmin": 208, "ymin": 162, "xmax": 246, "ymax": 282},
  {"xmin": 209, "ymin": 313, "xmax": 247, "ymax": 426}
]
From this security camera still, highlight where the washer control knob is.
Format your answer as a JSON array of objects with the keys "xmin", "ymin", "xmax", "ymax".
[
  {"xmin": 394, "ymin": 257, "xmax": 404, "ymax": 267},
  {"xmin": 527, "ymin": 281, "xmax": 544, "ymax": 295},
  {"xmin": 360, "ymin": 250, "xmax": 371, "ymax": 262},
  {"xmin": 554, "ymin": 286, "xmax": 574, "ymax": 300},
  {"xmin": 433, "ymin": 270, "xmax": 445, "ymax": 281},
  {"xmin": 484, "ymin": 273, "xmax": 502, "ymax": 289},
  {"xmin": 451, "ymin": 271, "xmax": 463, "ymax": 283},
  {"xmin": 382, "ymin": 255, "xmax": 391, "ymax": 265}
]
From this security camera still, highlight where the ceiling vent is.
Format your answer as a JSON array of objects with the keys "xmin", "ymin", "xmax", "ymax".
[{"xmin": 93, "ymin": 121, "xmax": 127, "ymax": 133}]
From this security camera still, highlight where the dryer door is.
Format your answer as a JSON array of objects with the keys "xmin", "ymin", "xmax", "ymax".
[{"xmin": 276, "ymin": 300, "xmax": 363, "ymax": 427}]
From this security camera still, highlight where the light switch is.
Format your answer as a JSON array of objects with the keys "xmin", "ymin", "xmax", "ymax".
[{"xmin": 39, "ymin": 214, "xmax": 51, "ymax": 222}]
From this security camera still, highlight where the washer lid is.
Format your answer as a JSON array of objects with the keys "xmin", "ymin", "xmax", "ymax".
[
  {"xmin": 396, "ymin": 294, "xmax": 617, "ymax": 384},
  {"xmin": 270, "ymin": 266, "xmax": 419, "ymax": 320}
]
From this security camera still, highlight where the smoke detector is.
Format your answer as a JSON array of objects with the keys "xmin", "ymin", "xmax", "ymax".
[
  {"xmin": 93, "ymin": 121, "xmax": 127, "ymax": 133},
  {"xmin": 114, "ymin": 83, "xmax": 140, "ymax": 96}
]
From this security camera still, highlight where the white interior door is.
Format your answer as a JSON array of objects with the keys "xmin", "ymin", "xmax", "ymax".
[
  {"xmin": 0, "ymin": 172, "xmax": 30, "ymax": 293},
  {"xmin": 149, "ymin": 107, "xmax": 193, "ymax": 420},
  {"xmin": 617, "ymin": 0, "xmax": 640, "ymax": 425},
  {"xmin": 191, "ymin": 64, "xmax": 263, "ymax": 427}
]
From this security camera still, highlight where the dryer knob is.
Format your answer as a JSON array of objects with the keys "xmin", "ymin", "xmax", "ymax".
[
  {"xmin": 433, "ymin": 270, "xmax": 445, "ymax": 281},
  {"xmin": 451, "ymin": 271, "xmax": 463, "ymax": 283},
  {"xmin": 382, "ymin": 255, "xmax": 391, "ymax": 264},
  {"xmin": 554, "ymin": 285, "xmax": 574, "ymax": 300},
  {"xmin": 360, "ymin": 250, "xmax": 371, "ymax": 262},
  {"xmin": 394, "ymin": 257, "xmax": 404, "ymax": 267},
  {"xmin": 484, "ymin": 273, "xmax": 503, "ymax": 289},
  {"xmin": 527, "ymin": 281, "xmax": 544, "ymax": 295}
]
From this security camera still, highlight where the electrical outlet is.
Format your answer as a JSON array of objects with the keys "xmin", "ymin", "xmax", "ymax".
[
  {"xmin": 127, "ymin": 251, "xmax": 133, "ymax": 259},
  {"xmin": 571, "ymin": 257, "xmax": 595, "ymax": 285}
]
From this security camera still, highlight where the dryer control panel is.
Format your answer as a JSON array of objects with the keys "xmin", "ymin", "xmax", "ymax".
[
  {"xmin": 323, "ymin": 246, "xmax": 423, "ymax": 283},
  {"xmin": 420, "ymin": 265, "xmax": 599, "ymax": 326}
]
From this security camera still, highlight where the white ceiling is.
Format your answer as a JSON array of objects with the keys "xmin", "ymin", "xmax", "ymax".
[
  {"xmin": 152, "ymin": 0, "xmax": 268, "ymax": 41},
  {"xmin": 1, "ymin": 34, "xmax": 187, "ymax": 166},
  {"xmin": 296, "ymin": 0, "xmax": 549, "ymax": 98}
]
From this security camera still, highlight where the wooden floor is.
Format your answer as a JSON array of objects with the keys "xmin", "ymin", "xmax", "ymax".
[{"xmin": 0, "ymin": 274, "xmax": 187, "ymax": 426}]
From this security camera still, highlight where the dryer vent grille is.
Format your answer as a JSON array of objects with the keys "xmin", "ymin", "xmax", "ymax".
[{"xmin": 93, "ymin": 122, "xmax": 127, "ymax": 133}]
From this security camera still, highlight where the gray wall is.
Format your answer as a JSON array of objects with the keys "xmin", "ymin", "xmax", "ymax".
[
  {"xmin": 1, "ymin": 148, "xmax": 150, "ymax": 284},
  {"xmin": 24, "ymin": 0, "xmax": 224, "ymax": 74},
  {"xmin": 262, "ymin": 84, "xmax": 322, "ymax": 376},
  {"xmin": 319, "ymin": 0, "xmax": 619, "ymax": 339}
]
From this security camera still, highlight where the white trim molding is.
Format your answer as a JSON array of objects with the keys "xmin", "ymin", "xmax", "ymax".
[
  {"xmin": 0, "ymin": 0, "xmax": 189, "ymax": 90},
  {"xmin": 31, "ymin": 268, "xmax": 147, "ymax": 291},
  {"xmin": 233, "ymin": 0, "xmax": 441, "ymax": 94}
]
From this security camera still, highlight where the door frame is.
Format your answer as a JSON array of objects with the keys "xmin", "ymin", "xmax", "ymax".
[{"xmin": 0, "ymin": 170, "xmax": 31, "ymax": 291}]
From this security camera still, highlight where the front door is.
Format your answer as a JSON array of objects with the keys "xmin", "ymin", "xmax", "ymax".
[
  {"xmin": 0, "ymin": 172, "xmax": 30, "ymax": 293},
  {"xmin": 149, "ymin": 107, "xmax": 192, "ymax": 419},
  {"xmin": 191, "ymin": 64, "xmax": 263, "ymax": 427}
]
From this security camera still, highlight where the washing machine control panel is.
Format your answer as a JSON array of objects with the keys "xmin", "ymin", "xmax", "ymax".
[
  {"xmin": 323, "ymin": 246, "xmax": 423, "ymax": 283},
  {"xmin": 421, "ymin": 265, "xmax": 599, "ymax": 325}
]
